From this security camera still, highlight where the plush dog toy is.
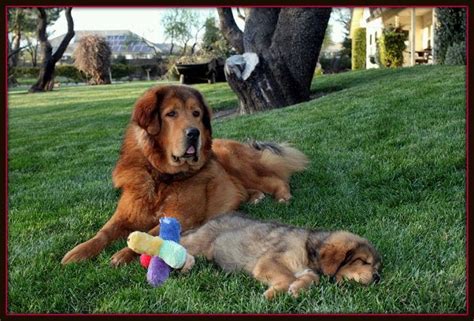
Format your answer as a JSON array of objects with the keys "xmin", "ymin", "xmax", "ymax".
[{"xmin": 127, "ymin": 217, "xmax": 194, "ymax": 287}]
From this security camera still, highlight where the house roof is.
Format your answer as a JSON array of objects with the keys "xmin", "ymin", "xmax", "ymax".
[{"xmin": 50, "ymin": 30, "xmax": 180, "ymax": 56}]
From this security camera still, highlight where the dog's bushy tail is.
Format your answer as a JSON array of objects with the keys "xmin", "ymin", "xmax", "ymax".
[{"xmin": 249, "ymin": 141, "xmax": 309, "ymax": 179}]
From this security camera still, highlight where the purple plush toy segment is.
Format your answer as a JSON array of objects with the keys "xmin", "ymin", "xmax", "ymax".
[{"xmin": 147, "ymin": 256, "xmax": 171, "ymax": 287}]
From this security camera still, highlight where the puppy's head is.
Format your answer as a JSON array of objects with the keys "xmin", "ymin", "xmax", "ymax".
[
  {"xmin": 132, "ymin": 85, "xmax": 212, "ymax": 174},
  {"xmin": 315, "ymin": 231, "xmax": 381, "ymax": 285}
]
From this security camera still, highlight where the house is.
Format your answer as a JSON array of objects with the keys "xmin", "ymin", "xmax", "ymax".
[
  {"xmin": 350, "ymin": 8, "xmax": 436, "ymax": 68},
  {"xmin": 50, "ymin": 30, "xmax": 179, "ymax": 62}
]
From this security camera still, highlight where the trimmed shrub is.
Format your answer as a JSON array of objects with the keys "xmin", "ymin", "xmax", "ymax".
[
  {"xmin": 352, "ymin": 28, "xmax": 366, "ymax": 70},
  {"xmin": 434, "ymin": 8, "xmax": 466, "ymax": 64},
  {"xmin": 444, "ymin": 41, "xmax": 466, "ymax": 65},
  {"xmin": 56, "ymin": 65, "xmax": 83, "ymax": 83},
  {"xmin": 379, "ymin": 26, "xmax": 407, "ymax": 68},
  {"xmin": 111, "ymin": 64, "xmax": 132, "ymax": 80}
]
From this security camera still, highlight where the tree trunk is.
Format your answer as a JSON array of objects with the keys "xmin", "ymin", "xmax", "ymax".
[
  {"xmin": 10, "ymin": 9, "xmax": 23, "ymax": 68},
  {"xmin": 219, "ymin": 8, "xmax": 331, "ymax": 114},
  {"xmin": 29, "ymin": 8, "xmax": 74, "ymax": 93}
]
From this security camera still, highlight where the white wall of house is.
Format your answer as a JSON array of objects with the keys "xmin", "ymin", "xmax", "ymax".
[{"xmin": 365, "ymin": 16, "xmax": 383, "ymax": 69}]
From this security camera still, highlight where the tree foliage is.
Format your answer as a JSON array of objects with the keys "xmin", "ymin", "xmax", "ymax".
[
  {"xmin": 162, "ymin": 9, "xmax": 202, "ymax": 55},
  {"xmin": 73, "ymin": 34, "xmax": 112, "ymax": 85},
  {"xmin": 202, "ymin": 16, "xmax": 233, "ymax": 57},
  {"xmin": 434, "ymin": 8, "xmax": 466, "ymax": 64}
]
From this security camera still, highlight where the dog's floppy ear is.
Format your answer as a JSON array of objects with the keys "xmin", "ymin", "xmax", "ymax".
[
  {"xmin": 194, "ymin": 90, "xmax": 212, "ymax": 135},
  {"xmin": 132, "ymin": 87, "xmax": 165, "ymax": 135},
  {"xmin": 319, "ymin": 232, "xmax": 356, "ymax": 276}
]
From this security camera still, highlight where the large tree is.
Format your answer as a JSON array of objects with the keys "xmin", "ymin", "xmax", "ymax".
[
  {"xmin": 7, "ymin": 8, "xmax": 37, "ymax": 86},
  {"xmin": 218, "ymin": 8, "xmax": 331, "ymax": 114},
  {"xmin": 29, "ymin": 8, "xmax": 74, "ymax": 92}
]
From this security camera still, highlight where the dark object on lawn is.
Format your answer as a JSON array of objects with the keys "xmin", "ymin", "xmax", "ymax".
[{"xmin": 176, "ymin": 58, "xmax": 225, "ymax": 84}]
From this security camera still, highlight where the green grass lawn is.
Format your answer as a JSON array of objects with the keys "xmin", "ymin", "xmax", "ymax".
[{"xmin": 7, "ymin": 65, "xmax": 466, "ymax": 314}]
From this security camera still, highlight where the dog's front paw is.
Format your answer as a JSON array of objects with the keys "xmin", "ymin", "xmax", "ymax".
[
  {"xmin": 110, "ymin": 247, "xmax": 138, "ymax": 267},
  {"xmin": 61, "ymin": 239, "xmax": 101, "ymax": 265}
]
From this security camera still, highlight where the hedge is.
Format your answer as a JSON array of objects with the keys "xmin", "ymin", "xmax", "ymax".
[{"xmin": 352, "ymin": 28, "xmax": 366, "ymax": 70}]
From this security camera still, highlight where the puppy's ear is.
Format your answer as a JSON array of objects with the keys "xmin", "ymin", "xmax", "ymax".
[
  {"xmin": 319, "ymin": 233, "xmax": 355, "ymax": 276},
  {"xmin": 194, "ymin": 90, "xmax": 212, "ymax": 136},
  {"xmin": 132, "ymin": 88, "xmax": 165, "ymax": 135}
]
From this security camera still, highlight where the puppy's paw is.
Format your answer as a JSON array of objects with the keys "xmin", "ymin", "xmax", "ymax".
[
  {"xmin": 288, "ymin": 283, "xmax": 302, "ymax": 298},
  {"xmin": 277, "ymin": 194, "xmax": 292, "ymax": 204},
  {"xmin": 180, "ymin": 254, "xmax": 195, "ymax": 273},
  {"xmin": 263, "ymin": 287, "xmax": 276, "ymax": 300},
  {"xmin": 248, "ymin": 191, "xmax": 265, "ymax": 204}
]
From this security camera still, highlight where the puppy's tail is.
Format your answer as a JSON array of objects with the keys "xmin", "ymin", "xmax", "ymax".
[{"xmin": 249, "ymin": 141, "xmax": 309, "ymax": 179}]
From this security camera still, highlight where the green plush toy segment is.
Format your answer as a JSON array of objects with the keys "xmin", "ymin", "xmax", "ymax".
[{"xmin": 159, "ymin": 241, "xmax": 187, "ymax": 269}]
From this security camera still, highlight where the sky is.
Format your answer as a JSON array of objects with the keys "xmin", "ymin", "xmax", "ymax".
[{"xmin": 50, "ymin": 8, "xmax": 346, "ymax": 44}]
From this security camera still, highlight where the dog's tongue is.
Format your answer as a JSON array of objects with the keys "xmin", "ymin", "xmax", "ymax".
[{"xmin": 186, "ymin": 146, "xmax": 196, "ymax": 154}]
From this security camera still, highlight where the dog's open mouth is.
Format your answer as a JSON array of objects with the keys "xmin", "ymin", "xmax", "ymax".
[{"xmin": 173, "ymin": 145, "xmax": 198, "ymax": 163}]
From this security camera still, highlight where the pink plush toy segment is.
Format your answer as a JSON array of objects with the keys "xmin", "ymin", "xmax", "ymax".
[{"xmin": 140, "ymin": 254, "xmax": 152, "ymax": 269}]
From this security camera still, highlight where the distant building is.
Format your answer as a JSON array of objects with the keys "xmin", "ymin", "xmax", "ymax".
[
  {"xmin": 50, "ymin": 30, "xmax": 179, "ymax": 62},
  {"xmin": 351, "ymin": 8, "xmax": 436, "ymax": 68}
]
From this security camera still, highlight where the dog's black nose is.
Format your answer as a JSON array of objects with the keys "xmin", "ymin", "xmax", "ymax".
[
  {"xmin": 373, "ymin": 272, "xmax": 381, "ymax": 283},
  {"xmin": 186, "ymin": 128, "xmax": 200, "ymax": 140}
]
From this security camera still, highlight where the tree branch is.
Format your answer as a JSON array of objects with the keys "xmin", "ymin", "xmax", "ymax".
[
  {"xmin": 8, "ymin": 44, "xmax": 31, "ymax": 59},
  {"xmin": 217, "ymin": 8, "xmax": 244, "ymax": 54},
  {"xmin": 52, "ymin": 7, "xmax": 74, "ymax": 62}
]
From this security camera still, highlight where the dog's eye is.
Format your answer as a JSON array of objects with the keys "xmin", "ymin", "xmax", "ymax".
[
  {"xmin": 192, "ymin": 110, "xmax": 200, "ymax": 117},
  {"xmin": 354, "ymin": 258, "xmax": 369, "ymax": 265},
  {"xmin": 166, "ymin": 111, "xmax": 176, "ymax": 117}
]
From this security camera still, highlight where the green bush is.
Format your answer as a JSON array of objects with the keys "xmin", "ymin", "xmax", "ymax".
[
  {"xmin": 13, "ymin": 66, "xmax": 40, "ymax": 78},
  {"xmin": 444, "ymin": 41, "xmax": 466, "ymax": 65},
  {"xmin": 55, "ymin": 65, "xmax": 84, "ymax": 83},
  {"xmin": 434, "ymin": 8, "xmax": 466, "ymax": 64},
  {"xmin": 351, "ymin": 28, "xmax": 366, "ymax": 70},
  {"xmin": 379, "ymin": 26, "xmax": 407, "ymax": 68},
  {"xmin": 111, "ymin": 64, "xmax": 132, "ymax": 80},
  {"xmin": 319, "ymin": 55, "xmax": 351, "ymax": 74}
]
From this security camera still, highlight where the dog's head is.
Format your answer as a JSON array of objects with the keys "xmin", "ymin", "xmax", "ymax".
[
  {"xmin": 131, "ymin": 85, "xmax": 212, "ymax": 174},
  {"xmin": 309, "ymin": 231, "xmax": 381, "ymax": 285}
]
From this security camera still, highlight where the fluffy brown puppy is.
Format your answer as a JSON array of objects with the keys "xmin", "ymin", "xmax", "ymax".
[
  {"xmin": 180, "ymin": 213, "xmax": 381, "ymax": 300},
  {"xmin": 61, "ymin": 85, "xmax": 308, "ymax": 266}
]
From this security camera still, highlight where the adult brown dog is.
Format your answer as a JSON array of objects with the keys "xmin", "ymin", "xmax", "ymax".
[
  {"xmin": 180, "ymin": 213, "xmax": 381, "ymax": 300},
  {"xmin": 62, "ymin": 85, "xmax": 308, "ymax": 266}
]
